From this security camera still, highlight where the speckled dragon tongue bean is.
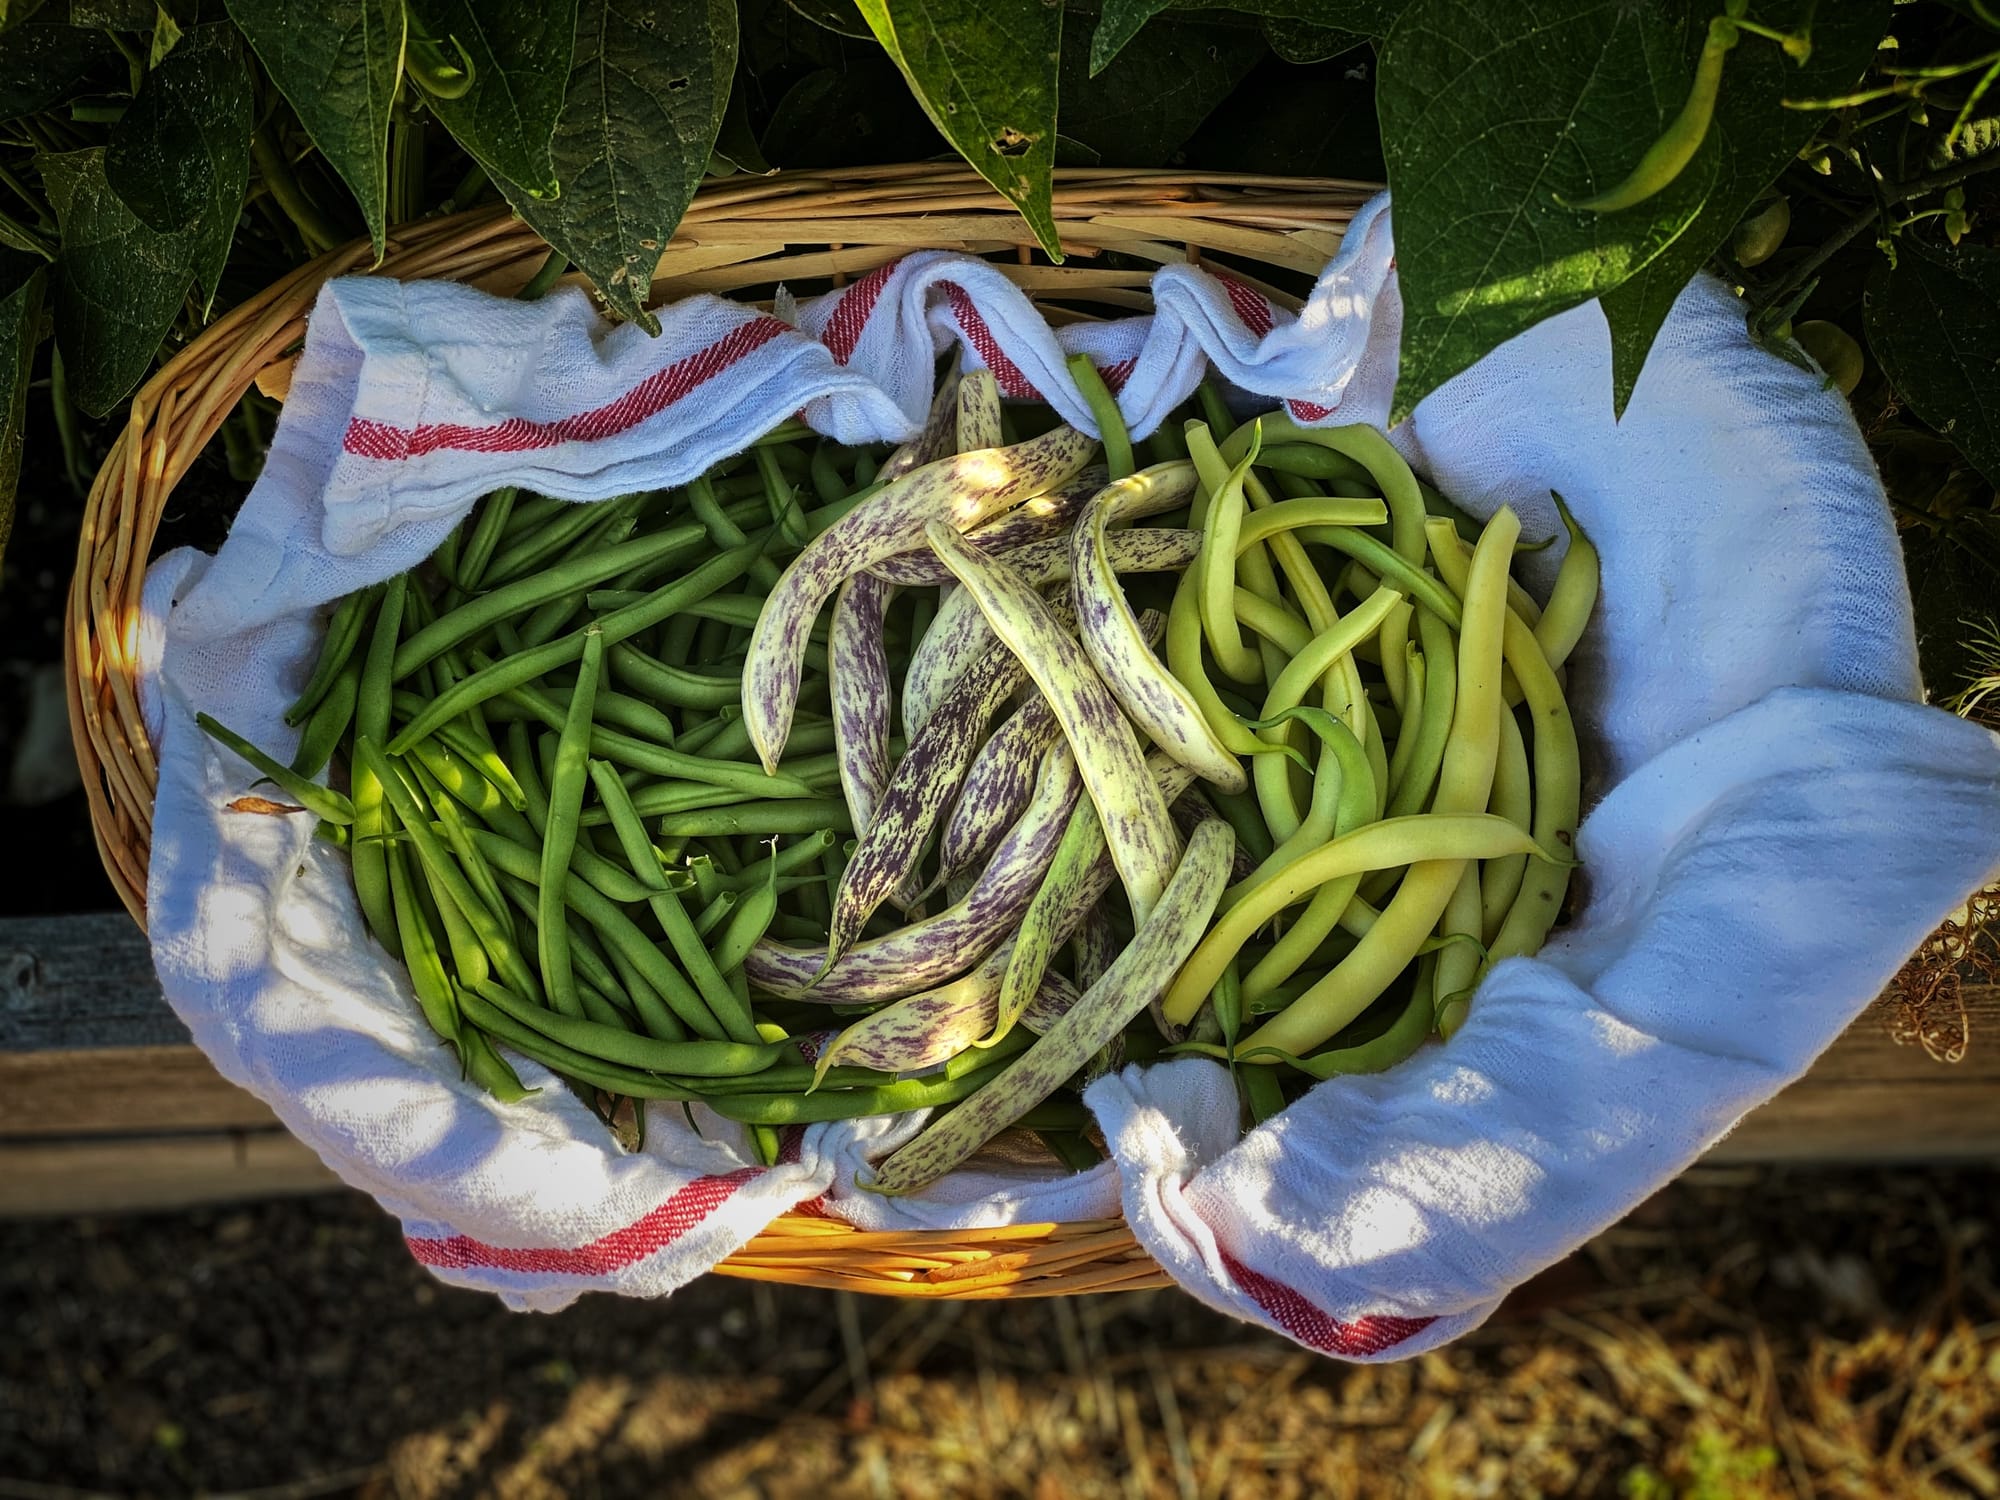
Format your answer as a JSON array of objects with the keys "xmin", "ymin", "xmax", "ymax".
[
  {"xmin": 924, "ymin": 519, "xmax": 1182, "ymax": 924},
  {"xmin": 1073, "ymin": 470, "xmax": 1247, "ymax": 793},
  {"xmin": 867, "ymin": 818, "xmax": 1235, "ymax": 1196},
  {"xmin": 956, "ymin": 368, "xmax": 1003, "ymax": 452},
  {"xmin": 877, "ymin": 370, "xmax": 960, "ymax": 481},
  {"xmin": 823, "ymin": 609, "xmax": 1075, "ymax": 962},
  {"xmin": 935, "ymin": 695, "xmax": 1062, "ymax": 890},
  {"xmin": 810, "ymin": 949, "xmax": 1080, "ymax": 1078},
  {"xmin": 829, "ymin": 572, "xmax": 896, "ymax": 836},
  {"xmin": 899, "ymin": 528, "xmax": 1198, "ymax": 739},
  {"xmin": 744, "ymin": 422, "xmax": 1097, "ymax": 773},
  {"xmin": 742, "ymin": 738, "xmax": 1085, "ymax": 1002}
]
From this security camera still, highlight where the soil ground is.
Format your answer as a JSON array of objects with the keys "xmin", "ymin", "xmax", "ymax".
[{"xmin": 3, "ymin": 1165, "xmax": 1997, "ymax": 1500}]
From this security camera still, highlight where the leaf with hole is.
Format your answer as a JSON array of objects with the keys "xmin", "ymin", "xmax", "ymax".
[
  {"xmin": 405, "ymin": 0, "xmax": 575, "ymax": 200},
  {"xmin": 500, "ymin": 0, "xmax": 736, "ymax": 331},
  {"xmin": 225, "ymin": 0, "xmax": 404, "ymax": 259},
  {"xmin": 854, "ymin": 0, "xmax": 1063, "ymax": 259},
  {"xmin": 104, "ymin": 24, "xmax": 249, "ymax": 312}
]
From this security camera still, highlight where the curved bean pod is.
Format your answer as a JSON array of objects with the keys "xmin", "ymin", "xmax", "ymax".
[
  {"xmin": 829, "ymin": 571, "xmax": 897, "ymax": 837},
  {"xmin": 744, "ymin": 423, "xmax": 1097, "ymax": 772}
]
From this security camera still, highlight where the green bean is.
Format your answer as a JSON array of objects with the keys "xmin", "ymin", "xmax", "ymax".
[
  {"xmin": 689, "ymin": 474, "xmax": 783, "ymax": 590},
  {"xmin": 417, "ymin": 843, "xmax": 491, "ymax": 990},
  {"xmin": 405, "ymin": 756, "xmax": 512, "ymax": 938},
  {"xmin": 482, "ymin": 493, "xmax": 642, "ymax": 587},
  {"xmin": 1480, "ymin": 703, "xmax": 1533, "ymax": 944},
  {"xmin": 698, "ymin": 1059, "xmax": 1012, "ymax": 1125},
  {"xmin": 754, "ymin": 444, "xmax": 811, "ymax": 547},
  {"xmin": 589, "ymin": 760, "xmax": 761, "ymax": 1045},
  {"xmin": 606, "ymin": 642, "xmax": 751, "ymax": 709},
  {"xmin": 493, "ymin": 867, "xmax": 686, "ymax": 1041},
  {"xmin": 1238, "ymin": 1063, "xmax": 1289, "ymax": 1125},
  {"xmin": 358, "ymin": 736, "xmax": 544, "ymax": 1003},
  {"xmin": 351, "ymin": 575, "xmax": 408, "ymax": 956},
  {"xmin": 195, "ymin": 713, "xmax": 356, "ymax": 824},
  {"xmin": 475, "ymin": 831, "xmax": 730, "ymax": 1041},
  {"xmin": 493, "ymin": 673, "xmax": 818, "ymax": 799},
  {"xmin": 455, "ymin": 487, "xmax": 518, "ymax": 592},
  {"xmin": 1558, "ymin": 14, "xmax": 1738, "ymax": 214},
  {"xmin": 1206, "ymin": 785, "xmax": 1276, "ymax": 865},
  {"xmin": 535, "ymin": 628, "xmax": 603, "ymax": 1019},
  {"xmin": 809, "ymin": 445, "xmax": 849, "ymax": 506},
  {"xmin": 1065, "ymin": 352, "xmax": 1132, "ymax": 480},
  {"xmin": 498, "ymin": 492, "xmax": 566, "ymax": 544},
  {"xmin": 1241, "ymin": 954, "xmax": 1437, "ymax": 1078},
  {"xmin": 713, "ymin": 861, "xmax": 779, "ymax": 975},
  {"xmin": 652, "ymin": 799, "xmax": 854, "ymax": 837},
  {"xmin": 385, "ymin": 842, "xmax": 463, "ymax": 1045},
  {"xmin": 287, "ymin": 655, "xmax": 363, "ymax": 779},
  {"xmin": 710, "ymin": 828, "xmax": 839, "ymax": 892},
  {"xmin": 387, "ymin": 536, "xmax": 767, "ymax": 752},
  {"xmin": 1253, "ymin": 443, "xmax": 1373, "ymax": 486},
  {"xmin": 458, "ymin": 1024, "xmax": 536, "ymax": 1101},
  {"xmin": 387, "ymin": 690, "xmax": 525, "ymax": 809},
  {"xmin": 489, "ymin": 684, "xmax": 678, "ymax": 749},
  {"xmin": 285, "ymin": 584, "xmax": 380, "ymax": 726},
  {"xmin": 392, "ymin": 522, "xmax": 707, "ymax": 681},
  {"xmin": 694, "ymin": 888, "xmax": 738, "ymax": 939},
  {"xmin": 472, "ymin": 978, "xmax": 786, "ymax": 1076},
  {"xmin": 578, "ymin": 783, "xmax": 747, "ymax": 828},
  {"xmin": 455, "ymin": 985, "xmax": 706, "ymax": 1100},
  {"xmin": 1384, "ymin": 608, "xmax": 1457, "ymax": 819},
  {"xmin": 1221, "ymin": 416, "xmax": 1428, "ymax": 568},
  {"xmin": 1292, "ymin": 525, "xmax": 1462, "ymax": 629}
]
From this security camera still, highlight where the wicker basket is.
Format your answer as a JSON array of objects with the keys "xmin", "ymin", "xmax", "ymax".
[{"xmin": 67, "ymin": 163, "xmax": 1379, "ymax": 1297}]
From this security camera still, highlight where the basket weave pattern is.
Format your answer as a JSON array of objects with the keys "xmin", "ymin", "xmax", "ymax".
[{"xmin": 67, "ymin": 164, "xmax": 1376, "ymax": 1296}]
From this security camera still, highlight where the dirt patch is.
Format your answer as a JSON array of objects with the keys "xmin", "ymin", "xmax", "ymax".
[{"xmin": 3, "ymin": 1164, "xmax": 1997, "ymax": 1498}]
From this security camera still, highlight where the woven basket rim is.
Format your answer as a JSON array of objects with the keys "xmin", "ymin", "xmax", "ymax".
[{"xmin": 65, "ymin": 162, "xmax": 1380, "ymax": 1298}]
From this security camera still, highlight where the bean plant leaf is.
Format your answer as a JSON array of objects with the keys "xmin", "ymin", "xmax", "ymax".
[
  {"xmin": 0, "ymin": 0, "xmax": 53, "ymax": 29},
  {"xmin": 501, "ymin": 0, "xmax": 736, "ymax": 332},
  {"xmin": 1599, "ymin": 0, "xmax": 1890, "ymax": 414},
  {"xmin": 1378, "ymin": 0, "xmax": 1722, "ymax": 425},
  {"xmin": 1061, "ymin": 14, "xmax": 1264, "ymax": 169},
  {"xmin": 1262, "ymin": 19, "xmax": 1365, "ymax": 64},
  {"xmin": 0, "ymin": 253, "xmax": 46, "ymax": 564},
  {"xmin": 855, "ymin": 0, "xmax": 1063, "ymax": 259},
  {"xmin": 1866, "ymin": 239, "xmax": 2000, "ymax": 488},
  {"xmin": 41, "ymin": 147, "xmax": 195, "ymax": 416},
  {"xmin": 225, "ymin": 0, "xmax": 404, "ymax": 260},
  {"xmin": 0, "ymin": 21, "xmax": 120, "ymax": 118},
  {"xmin": 104, "ymin": 24, "xmax": 249, "ymax": 312},
  {"xmin": 405, "ymin": 0, "xmax": 575, "ymax": 200},
  {"xmin": 763, "ymin": 58, "xmax": 943, "ymax": 168},
  {"xmin": 782, "ymin": 0, "xmax": 869, "ymax": 35}
]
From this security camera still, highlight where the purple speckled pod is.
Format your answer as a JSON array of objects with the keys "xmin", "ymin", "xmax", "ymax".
[
  {"xmin": 867, "ymin": 468, "xmax": 1106, "ymax": 587},
  {"xmin": 867, "ymin": 819, "xmax": 1234, "ymax": 1195},
  {"xmin": 829, "ymin": 572, "xmax": 897, "ymax": 837},
  {"xmin": 743, "ymin": 739, "xmax": 1083, "ymax": 1002},
  {"xmin": 934, "ymin": 696, "xmax": 1062, "ymax": 892},
  {"xmin": 823, "ymin": 603, "xmax": 1076, "ymax": 963},
  {"xmin": 876, "ymin": 370, "xmax": 960, "ymax": 482},
  {"xmin": 743, "ymin": 422, "xmax": 1097, "ymax": 773},
  {"xmin": 927, "ymin": 519, "xmax": 1182, "ymax": 923},
  {"xmin": 899, "ymin": 526, "xmax": 1199, "ymax": 740},
  {"xmin": 810, "ymin": 955, "xmax": 1078, "ymax": 1078},
  {"xmin": 956, "ymin": 368, "xmax": 1002, "ymax": 452}
]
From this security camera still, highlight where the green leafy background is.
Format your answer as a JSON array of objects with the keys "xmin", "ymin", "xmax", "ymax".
[{"xmin": 4, "ymin": 0, "xmax": 2000, "ymax": 709}]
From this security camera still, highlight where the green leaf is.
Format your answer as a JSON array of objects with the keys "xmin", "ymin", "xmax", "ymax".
[
  {"xmin": 1090, "ymin": 0, "xmax": 1171, "ymax": 76},
  {"xmin": 0, "ymin": 21, "xmax": 121, "ymax": 119},
  {"xmin": 1378, "ymin": 0, "xmax": 1721, "ymax": 425},
  {"xmin": 104, "ymin": 24, "xmax": 249, "ymax": 313},
  {"xmin": 42, "ymin": 147, "xmax": 196, "ymax": 415},
  {"xmin": 762, "ymin": 59, "xmax": 944, "ymax": 168},
  {"xmin": 782, "ymin": 0, "xmax": 868, "ymax": 36},
  {"xmin": 1905, "ymin": 525, "xmax": 2000, "ymax": 703},
  {"xmin": 1183, "ymin": 44, "xmax": 1383, "ymax": 182},
  {"xmin": 0, "ymin": 253, "xmax": 46, "ymax": 565},
  {"xmin": 1865, "ymin": 239, "xmax": 2000, "ymax": 488},
  {"xmin": 406, "ymin": 0, "xmax": 575, "ymax": 200},
  {"xmin": 710, "ymin": 77, "xmax": 775, "ymax": 174},
  {"xmin": 501, "ymin": 0, "xmax": 736, "ymax": 332},
  {"xmin": 1, "ymin": 0, "xmax": 54, "ymax": 31},
  {"xmin": 225, "ymin": 0, "xmax": 404, "ymax": 260},
  {"xmin": 854, "ymin": 0, "xmax": 1062, "ymax": 259},
  {"xmin": 1598, "ymin": 0, "xmax": 1891, "ymax": 413},
  {"xmin": 1261, "ymin": 19, "xmax": 1364, "ymax": 65},
  {"xmin": 1061, "ymin": 13, "xmax": 1263, "ymax": 169}
]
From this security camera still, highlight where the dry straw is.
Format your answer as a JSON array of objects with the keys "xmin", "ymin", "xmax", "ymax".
[{"xmin": 65, "ymin": 163, "xmax": 1377, "ymax": 1296}]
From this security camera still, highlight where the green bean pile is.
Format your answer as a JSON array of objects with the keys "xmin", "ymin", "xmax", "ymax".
[{"xmin": 199, "ymin": 372, "xmax": 1595, "ymax": 1184}]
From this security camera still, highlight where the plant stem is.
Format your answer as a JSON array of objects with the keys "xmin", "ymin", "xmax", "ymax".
[
  {"xmin": 1760, "ymin": 150, "xmax": 2000, "ymax": 316},
  {"xmin": 250, "ymin": 128, "xmax": 343, "ymax": 252}
]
